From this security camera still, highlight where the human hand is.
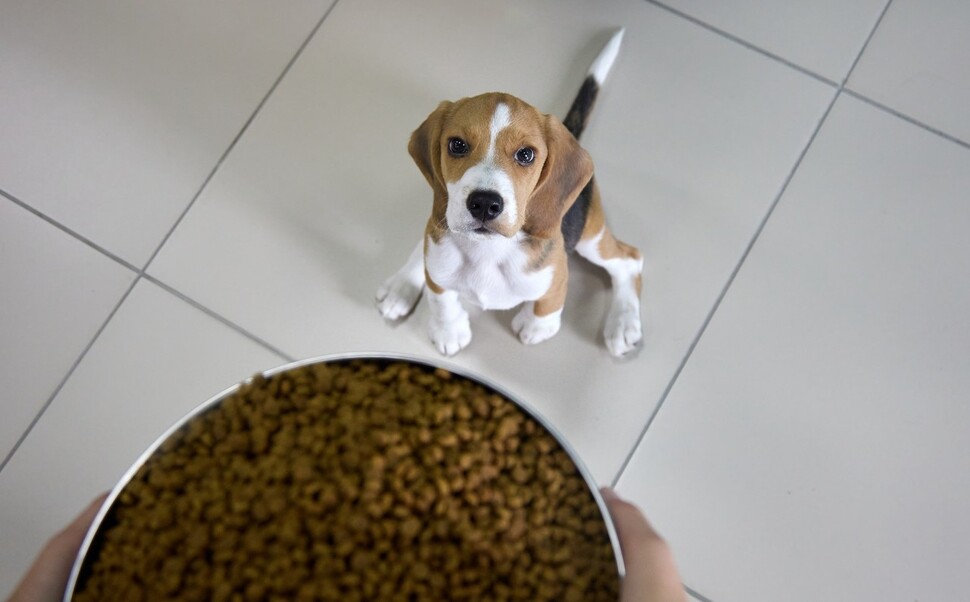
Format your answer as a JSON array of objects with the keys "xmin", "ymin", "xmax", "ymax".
[
  {"xmin": 601, "ymin": 487, "xmax": 688, "ymax": 602},
  {"xmin": 6, "ymin": 493, "xmax": 108, "ymax": 602}
]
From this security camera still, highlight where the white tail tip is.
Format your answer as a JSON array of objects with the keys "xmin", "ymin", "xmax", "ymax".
[{"xmin": 588, "ymin": 28, "xmax": 625, "ymax": 84}]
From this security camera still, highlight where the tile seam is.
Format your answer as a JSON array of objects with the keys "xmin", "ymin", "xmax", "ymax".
[
  {"xmin": 0, "ymin": 188, "xmax": 140, "ymax": 274},
  {"xmin": 0, "ymin": 276, "xmax": 142, "ymax": 474},
  {"xmin": 842, "ymin": 88, "xmax": 970, "ymax": 150},
  {"xmin": 840, "ymin": 0, "xmax": 969, "ymax": 149},
  {"xmin": 609, "ymin": 7, "xmax": 900, "ymax": 602},
  {"xmin": 842, "ymin": 0, "xmax": 895, "ymax": 86},
  {"xmin": 140, "ymin": 0, "xmax": 341, "ymax": 274},
  {"xmin": 0, "ymin": 188, "xmax": 293, "ymax": 361},
  {"xmin": 140, "ymin": 274, "xmax": 296, "ymax": 363},
  {"xmin": 0, "ymin": 275, "xmax": 297, "ymax": 476},
  {"xmin": 685, "ymin": 585, "xmax": 716, "ymax": 602},
  {"xmin": 643, "ymin": 0, "xmax": 970, "ymax": 151},
  {"xmin": 612, "ymin": 0, "xmax": 898, "ymax": 487},
  {"xmin": 645, "ymin": 0, "xmax": 839, "ymax": 87},
  {"xmin": 0, "ymin": 0, "xmax": 341, "ymax": 471},
  {"xmin": 610, "ymin": 86, "xmax": 843, "ymax": 491}
]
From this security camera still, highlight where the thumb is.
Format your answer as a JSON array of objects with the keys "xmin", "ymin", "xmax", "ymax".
[
  {"xmin": 601, "ymin": 487, "xmax": 687, "ymax": 602},
  {"xmin": 7, "ymin": 492, "xmax": 108, "ymax": 602}
]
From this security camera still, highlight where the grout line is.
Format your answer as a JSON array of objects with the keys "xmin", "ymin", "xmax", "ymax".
[
  {"xmin": 0, "ymin": 188, "xmax": 140, "ymax": 274},
  {"xmin": 611, "ymin": 0, "xmax": 898, "ymax": 485},
  {"xmin": 610, "ymin": 83, "xmax": 843, "ymax": 489},
  {"xmin": 605, "ymin": 25, "xmax": 937, "ymax": 602},
  {"xmin": 646, "ymin": 0, "xmax": 839, "ymax": 88},
  {"xmin": 648, "ymin": 0, "xmax": 967, "ymax": 151},
  {"xmin": 612, "ymin": 0, "xmax": 898, "ymax": 490},
  {"xmin": 686, "ymin": 585, "xmax": 716, "ymax": 602},
  {"xmin": 140, "ymin": 0, "xmax": 341, "ymax": 274},
  {"xmin": 0, "ymin": 276, "xmax": 142, "ymax": 474},
  {"xmin": 0, "ymin": 1, "xmax": 340, "ymax": 473},
  {"xmin": 0, "ymin": 271, "xmax": 294, "ymax": 476},
  {"xmin": 841, "ymin": 0, "xmax": 894, "ymax": 86},
  {"xmin": 836, "ymin": 0, "xmax": 969, "ymax": 152},
  {"xmin": 843, "ymin": 88, "xmax": 970, "ymax": 150},
  {"xmin": 0, "ymin": 187, "xmax": 295, "ymax": 366},
  {"xmin": 141, "ymin": 274, "xmax": 296, "ymax": 363}
]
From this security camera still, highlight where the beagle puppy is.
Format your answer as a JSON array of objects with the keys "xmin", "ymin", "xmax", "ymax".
[{"xmin": 378, "ymin": 30, "xmax": 642, "ymax": 357}]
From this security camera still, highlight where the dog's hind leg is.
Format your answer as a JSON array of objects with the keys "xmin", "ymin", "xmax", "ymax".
[
  {"xmin": 574, "ymin": 187, "xmax": 643, "ymax": 357},
  {"xmin": 376, "ymin": 239, "xmax": 425, "ymax": 320}
]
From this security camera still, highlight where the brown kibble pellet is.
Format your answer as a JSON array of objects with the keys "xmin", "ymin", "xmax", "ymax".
[{"xmin": 72, "ymin": 360, "xmax": 618, "ymax": 601}]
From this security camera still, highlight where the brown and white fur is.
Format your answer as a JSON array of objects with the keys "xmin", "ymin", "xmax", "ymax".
[{"xmin": 377, "ymin": 29, "xmax": 642, "ymax": 357}]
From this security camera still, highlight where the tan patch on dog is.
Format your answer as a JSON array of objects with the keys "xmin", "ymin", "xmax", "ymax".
[
  {"xmin": 421, "ymin": 223, "xmax": 445, "ymax": 294},
  {"xmin": 424, "ymin": 268, "xmax": 445, "ymax": 295},
  {"xmin": 525, "ymin": 237, "xmax": 557, "ymax": 272},
  {"xmin": 523, "ymin": 115, "xmax": 594, "ymax": 239},
  {"xmin": 597, "ymin": 231, "xmax": 642, "ymax": 295},
  {"xmin": 522, "ymin": 228, "xmax": 568, "ymax": 317},
  {"xmin": 409, "ymin": 93, "xmax": 592, "ymax": 240},
  {"xmin": 409, "ymin": 101, "xmax": 451, "ymax": 228},
  {"xmin": 533, "ymin": 251, "xmax": 568, "ymax": 317},
  {"xmin": 439, "ymin": 95, "xmax": 545, "ymax": 199},
  {"xmin": 579, "ymin": 181, "xmax": 642, "ymax": 295}
]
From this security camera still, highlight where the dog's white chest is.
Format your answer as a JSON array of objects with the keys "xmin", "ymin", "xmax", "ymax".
[{"xmin": 426, "ymin": 234, "xmax": 552, "ymax": 310}]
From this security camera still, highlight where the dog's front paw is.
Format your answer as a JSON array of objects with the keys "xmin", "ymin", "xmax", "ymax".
[
  {"xmin": 376, "ymin": 275, "xmax": 423, "ymax": 321},
  {"xmin": 604, "ymin": 303, "xmax": 642, "ymax": 357},
  {"xmin": 512, "ymin": 304, "xmax": 562, "ymax": 346},
  {"xmin": 429, "ymin": 315, "xmax": 472, "ymax": 356}
]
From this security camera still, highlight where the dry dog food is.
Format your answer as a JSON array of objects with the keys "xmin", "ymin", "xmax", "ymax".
[{"xmin": 73, "ymin": 360, "xmax": 619, "ymax": 601}]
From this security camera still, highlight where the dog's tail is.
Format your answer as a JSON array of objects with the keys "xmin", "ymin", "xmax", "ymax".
[{"xmin": 563, "ymin": 28, "xmax": 624, "ymax": 140}]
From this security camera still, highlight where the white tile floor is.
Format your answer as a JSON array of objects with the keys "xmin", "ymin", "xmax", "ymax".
[{"xmin": 1, "ymin": 0, "xmax": 967, "ymax": 600}]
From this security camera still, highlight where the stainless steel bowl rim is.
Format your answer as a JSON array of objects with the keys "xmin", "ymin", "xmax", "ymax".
[{"xmin": 64, "ymin": 351, "xmax": 625, "ymax": 600}]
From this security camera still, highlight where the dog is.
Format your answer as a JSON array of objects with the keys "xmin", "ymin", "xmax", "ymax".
[{"xmin": 377, "ymin": 29, "xmax": 642, "ymax": 358}]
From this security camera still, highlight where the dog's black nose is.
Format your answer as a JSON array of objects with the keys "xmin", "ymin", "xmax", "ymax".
[{"xmin": 466, "ymin": 190, "xmax": 504, "ymax": 222}]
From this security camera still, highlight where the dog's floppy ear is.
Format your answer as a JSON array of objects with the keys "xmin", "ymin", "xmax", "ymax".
[
  {"xmin": 408, "ymin": 101, "xmax": 452, "ymax": 204},
  {"xmin": 525, "ymin": 114, "xmax": 594, "ymax": 238}
]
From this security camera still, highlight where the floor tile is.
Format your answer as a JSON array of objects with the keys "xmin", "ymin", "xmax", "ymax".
[
  {"xmin": 658, "ymin": 0, "xmax": 888, "ymax": 82},
  {"xmin": 849, "ymin": 0, "xmax": 970, "ymax": 144},
  {"xmin": 616, "ymin": 95, "xmax": 970, "ymax": 601},
  {"xmin": 0, "ymin": 0, "xmax": 333, "ymax": 265},
  {"xmin": 0, "ymin": 200, "xmax": 134, "ymax": 463},
  {"xmin": 0, "ymin": 280, "xmax": 284, "ymax": 598},
  {"xmin": 149, "ymin": 0, "xmax": 834, "ymax": 483}
]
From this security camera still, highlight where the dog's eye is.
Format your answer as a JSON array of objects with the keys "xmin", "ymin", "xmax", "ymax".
[
  {"xmin": 448, "ymin": 138, "xmax": 470, "ymax": 156},
  {"xmin": 514, "ymin": 147, "xmax": 535, "ymax": 165}
]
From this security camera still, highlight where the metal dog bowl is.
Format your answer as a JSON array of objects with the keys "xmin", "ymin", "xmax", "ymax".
[{"xmin": 64, "ymin": 352, "xmax": 624, "ymax": 600}]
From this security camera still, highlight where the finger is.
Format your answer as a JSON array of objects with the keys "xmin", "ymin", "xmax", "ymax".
[
  {"xmin": 602, "ymin": 486, "xmax": 660, "ymax": 543},
  {"xmin": 601, "ymin": 487, "xmax": 687, "ymax": 602},
  {"xmin": 7, "ymin": 492, "xmax": 109, "ymax": 602},
  {"xmin": 59, "ymin": 492, "xmax": 110, "ymax": 543}
]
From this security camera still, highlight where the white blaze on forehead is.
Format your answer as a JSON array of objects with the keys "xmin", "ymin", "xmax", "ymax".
[
  {"xmin": 486, "ymin": 103, "xmax": 511, "ymax": 161},
  {"xmin": 444, "ymin": 101, "xmax": 519, "ymax": 233}
]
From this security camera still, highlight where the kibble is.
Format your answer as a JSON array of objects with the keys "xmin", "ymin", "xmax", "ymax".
[{"xmin": 73, "ymin": 360, "xmax": 619, "ymax": 601}]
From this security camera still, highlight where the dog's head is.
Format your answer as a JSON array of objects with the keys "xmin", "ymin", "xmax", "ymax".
[{"xmin": 409, "ymin": 93, "xmax": 593, "ymax": 239}]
